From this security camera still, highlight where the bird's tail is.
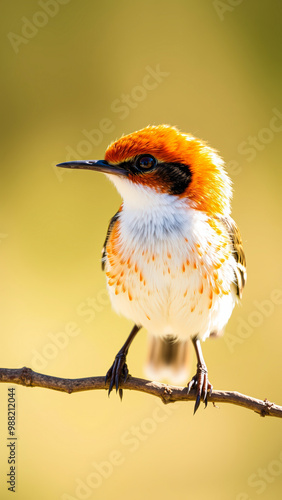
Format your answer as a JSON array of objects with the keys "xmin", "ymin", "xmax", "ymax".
[{"xmin": 145, "ymin": 334, "xmax": 191, "ymax": 385}]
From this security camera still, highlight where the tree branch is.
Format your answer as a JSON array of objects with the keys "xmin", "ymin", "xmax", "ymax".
[{"xmin": 0, "ymin": 367, "xmax": 281, "ymax": 418}]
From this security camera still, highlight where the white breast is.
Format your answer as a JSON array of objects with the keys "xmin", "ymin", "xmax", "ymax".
[{"xmin": 105, "ymin": 179, "xmax": 236, "ymax": 341}]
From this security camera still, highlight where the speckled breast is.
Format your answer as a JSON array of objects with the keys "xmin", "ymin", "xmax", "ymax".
[{"xmin": 104, "ymin": 208, "xmax": 236, "ymax": 341}]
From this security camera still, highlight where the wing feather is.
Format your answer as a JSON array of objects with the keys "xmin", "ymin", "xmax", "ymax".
[
  {"xmin": 220, "ymin": 217, "xmax": 247, "ymax": 299},
  {"xmin": 101, "ymin": 211, "xmax": 120, "ymax": 271}
]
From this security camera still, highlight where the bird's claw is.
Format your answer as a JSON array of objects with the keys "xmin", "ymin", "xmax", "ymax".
[
  {"xmin": 105, "ymin": 352, "xmax": 129, "ymax": 400},
  {"xmin": 187, "ymin": 362, "xmax": 213, "ymax": 414}
]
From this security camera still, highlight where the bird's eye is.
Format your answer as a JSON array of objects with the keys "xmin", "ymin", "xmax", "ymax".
[{"xmin": 136, "ymin": 155, "xmax": 157, "ymax": 171}]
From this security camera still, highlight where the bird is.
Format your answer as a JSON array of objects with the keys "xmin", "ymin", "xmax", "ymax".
[{"xmin": 57, "ymin": 124, "xmax": 246, "ymax": 413}]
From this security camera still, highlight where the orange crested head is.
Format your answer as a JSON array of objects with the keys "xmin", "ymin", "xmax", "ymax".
[{"xmin": 104, "ymin": 125, "xmax": 232, "ymax": 216}]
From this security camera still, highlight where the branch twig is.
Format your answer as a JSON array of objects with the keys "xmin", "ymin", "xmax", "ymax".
[{"xmin": 0, "ymin": 367, "xmax": 281, "ymax": 418}]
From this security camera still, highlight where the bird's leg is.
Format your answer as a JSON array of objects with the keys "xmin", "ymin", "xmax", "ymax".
[
  {"xmin": 105, "ymin": 324, "xmax": 141, "ymax": 399},
  {"xmin": 187, "ymin": 336, "xmax": 213, "ymax": 414}
]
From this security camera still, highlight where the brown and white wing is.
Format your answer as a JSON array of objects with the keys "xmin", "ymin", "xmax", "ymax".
[{"xmin": 221, "ymin": 216, "xmax": 247, "ymax": 299}]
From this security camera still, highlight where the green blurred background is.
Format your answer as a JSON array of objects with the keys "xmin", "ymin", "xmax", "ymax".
[{"xmin": 1, "ymin": 1, "xmax": 282, "ymax": 499}]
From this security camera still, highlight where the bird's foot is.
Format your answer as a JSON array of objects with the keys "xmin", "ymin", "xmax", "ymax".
[
  {"xmin": 187, "ymin": 362, "xmax": 213, "ymax": 414},
  {"xmin": 105, "ymin": 352, "xmax": 129, "ymax": 400}
]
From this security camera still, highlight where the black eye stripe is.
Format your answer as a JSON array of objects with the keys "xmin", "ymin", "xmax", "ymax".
[{"xmin": 118, "ymin": 157, "xmax": 192, "ymax": 194}]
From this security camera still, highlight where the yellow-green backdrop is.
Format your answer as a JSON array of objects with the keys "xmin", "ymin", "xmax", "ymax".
[{"xmin": 1, "ymin": 1, "xmax": 282, "ymax": 499}]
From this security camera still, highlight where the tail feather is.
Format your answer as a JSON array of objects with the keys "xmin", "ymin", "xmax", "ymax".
[{"xmin": 145, "ymin": 335, "xmax": 191, "ymax": 385}]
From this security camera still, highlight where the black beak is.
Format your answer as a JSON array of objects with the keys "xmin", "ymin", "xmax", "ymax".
[{"xmin": 56, "ymin": 160, "xmax": 128, "ymax": 177}]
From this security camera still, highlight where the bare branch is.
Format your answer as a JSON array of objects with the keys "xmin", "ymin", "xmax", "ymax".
[{"xmin": 0, "ymin": 367, "xmax": 281, "ymax": 418}]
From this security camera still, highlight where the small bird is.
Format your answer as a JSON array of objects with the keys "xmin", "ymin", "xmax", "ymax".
[{"xmin": 57, "ymin": 125, "xmax": 246, "ymax": 413}]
